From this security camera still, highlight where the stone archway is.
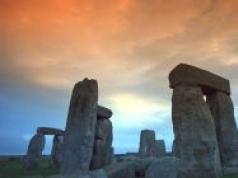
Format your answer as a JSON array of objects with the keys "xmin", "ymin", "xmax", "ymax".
[
  {"xmin": 24, "ymin": 127, "xmax": 64, "ymax": 169},
  {"xmin": 169, "ymin": 63, "xmax": 238, "ymax": 177}
]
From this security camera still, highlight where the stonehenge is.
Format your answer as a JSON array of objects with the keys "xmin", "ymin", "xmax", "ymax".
[
  {"xmin": 169, "ymin": 63, "xmax": 230, "ymax": 95},
  {"xmin": 154, "ymin": 140, "xmax": 166, "ymax": 158},
  {"xmin": 61, "ymin": 78, "xmax": 113, "ymax": 175},
  {"xmin": 24, "ymin": 133, "xmax": 45, "ymax": 169},
  {"xmin": 61, "ymin": 79, "xmax": 98, "ymax": 174},
  {"xmin": 145, "ymin": 157, "xmax": 179, "ymax": 178},
  {"xmin": 24, "ymin": 79, "xmax": 113, "ymax": 173},
  {"xmin": 37, "ymin": 127, "xmax": 64, "ymax": 136},
  {"xmin": 24, "ymin": 127, "xmax": 64, "ymax": 169},
  {"xmin": 169, "ymin": 63, "xmax": 238, "ymax": 177},
  {"xmin": 139, "ymin": 129, "xmax": 166, "ymax": 158},
  {"xmin": 139, "ymin": 130, "xmax": 156, "ymax": 158},
  {"xmin": 171, "ymin": 84, "xmax": 221, "ymax": 178},
  {"xmin": 90, "ymin": 118, "xmax": 113, "ymax": 169},
  {"xmin": 51, "ymin": 135, "xmax": 64, "ymax": 168},
  {"xmin": 24, "ymin": 64, "xmax": 238, "ymax": 178}
]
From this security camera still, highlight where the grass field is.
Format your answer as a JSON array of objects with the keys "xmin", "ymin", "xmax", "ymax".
[
  {"xmin": 0, "ymin": 157, "xmax": 58, "ymax": 178},
  {"xmin": 0, "ymin": 157, "xmax": 238, "ymax": 178}
]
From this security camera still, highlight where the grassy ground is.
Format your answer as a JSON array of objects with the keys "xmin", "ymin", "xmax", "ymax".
[
  {"xmin": 0, "ymin": 157, "xmax": 238, "ymax": 178},
  {"xmin": 0, "ymin": 157, "xmax": 58, "ymax": 178}
]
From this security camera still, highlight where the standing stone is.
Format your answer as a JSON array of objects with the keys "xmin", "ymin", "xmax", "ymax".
[
  {"xmin": 145, "ymin": 157, "xmax": 179, "ymax": 178},
  {"xmin": 207, "ymin": 91, "xmax": 238, "ymax": 168},
  {"xmin": 61, "ymin": 79, "xmax": 98, "ymax": 174},
  {"xmin": 90, "ymin": 119, "xmax": 113, "ymax": 169},
  {"xmin": 139, "ymin": 130, "xmax": 156, "ymax": 158},
  {"xmin": 51, "ymin": 135, "xmax": 64, "ymax": 168},
  {"xmin": 154, "ymin": 140, "xmax": 166, "ymax": 158},
  {"xmin": 233, "ymin": 131, "xmax": 238, "ymax": 158},
  {"xmin": 24, "ymin": 133, "xmax": 45, "ymax": 169},
  {"xmin": 172, "ymin": 84, "xmax": 221, "ymax": 178}
]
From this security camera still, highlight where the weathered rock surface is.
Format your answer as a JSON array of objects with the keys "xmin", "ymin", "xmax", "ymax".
[
  {"xmin": 232, "ymin": 131, "xmax": 238, "ymax": 158},
  {"xmin": 90, "ymin": 119, "xmax": 113, "ymax": 169},
  {"xmin": 172, "ymin": 84, "xmax": 221, "ymax": 178},
  {"xmin": 42, "ymin": 169, "xmax": 107, "ymax": 178},
  {"xmin": 37, "ymin": 127, "xmax": 64, "ymax": 136},
  {"xmin": 154, "ymin": 140, "xmax": 166, "ymax": 158},
  {"xmin": 207, "ymin": 91, "xmax": 238, "ymax": 168},
  {"xmin": 24, "ymin": 133, "xmax": 45, "ymax": 169},
  {"xmin": 169, "ymin": 63, "xmax": 230, "ymax": 95},
  {"xmin": 61, "ymin": 79, "xmax": 98, "ymax": 174},
  {"xmin": 116, "ymin": 156, "xmax": 154, "ymax": 177},
  {"xmin": 145, "ymin": 157, "xmax": 179, "ymax": 178},
  {"xmin": 51, "ymin": 135, "xmax": 64, "ymax": 168},
  {"xmin": 97, "ymin": 105, "xmax": 112, "ymax": 119},
  {"xmin": 104, "ymin": 161, "xmax": 135, "ymax": 178},
  {"xmin": 139, "ymin": 130, "xmax": 156, "ymax": 158}
]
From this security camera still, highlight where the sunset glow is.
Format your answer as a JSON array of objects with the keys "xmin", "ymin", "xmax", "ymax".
[{"xmin": 1, "ymin": 0, "xmax": 238, "ymax": 154}]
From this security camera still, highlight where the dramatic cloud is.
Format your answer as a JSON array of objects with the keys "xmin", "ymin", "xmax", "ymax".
[{"xmin": 1, "ymin": 0, "xmax": 238, "ymax": 154}]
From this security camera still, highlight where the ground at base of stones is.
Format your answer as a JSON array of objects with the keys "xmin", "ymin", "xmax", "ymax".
[
  {"xmin": 0, "ymin": 157, "xmax": 58, "ymax": 178},
  {"xmin": 0, "ymin": 157, "xmax": 237, "ymax": 178}
]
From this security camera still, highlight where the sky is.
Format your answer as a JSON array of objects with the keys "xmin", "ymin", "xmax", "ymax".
[{"xmin": 1, "ymin": 0, "xmax": 238, "ymax": 155}]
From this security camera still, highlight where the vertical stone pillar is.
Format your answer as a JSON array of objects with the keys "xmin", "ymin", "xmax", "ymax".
[
  {"xmin": 61, "ymin": 78, "xmax": 98, "ymax": 174},
  {"xmin": 155, "ymin": 140, "xmax": 166, "ymax": 158},
  {"xmin": 172, "ymin": 84, "xmax": 221, "ymax": 178},
  {"xmin": 139, "ymin": 130, "xmax": 156, "ymax": 158},
  {"xmin": 24, "ymin": 133, "xmax": 45, "ymax": 169},
  {"xmin": 90, "ymin": 118, "xmax": 113, "ymax": 169},
  {"xmin": 51, "ymin": 135, "xmax": 64, "ymax": 168},
  {"xmin": 207, "ymin": 91, "xmax": 238, "ymax": 169}
]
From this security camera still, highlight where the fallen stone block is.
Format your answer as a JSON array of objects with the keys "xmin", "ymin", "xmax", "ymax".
[
  {"xmin": 145, "ymin": 157, "xmax": 179, "ymax": 178},
  {"xmin": 104, "ymin": 161, "xmax": 135, "ymax": 178}
]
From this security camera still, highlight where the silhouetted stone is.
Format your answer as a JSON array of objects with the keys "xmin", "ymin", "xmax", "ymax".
[
  {"xmin": 145, "ymin": 157, "xmax": 179, "ymax": 178},
  {"xmin": 207, "ymin": 91, "xmax": 238, "ymax": 168},
  {"xmin": 61, "ymin": 78, "xmax": 98, "ymax": 174},
  {"xmin": 172, "ymin": 84, "xmax": 221, "ymax": 178},
  {"xmin": 155, "ymin": 140, "xmax": 166, "ymax": 158},
  {"xmin": 37, "ymin": 127, "xmax": 64, "ymax": 136},
  {"xmin": 97, "ymin": 105, "xmax": 112, "ymax": 119},
  {"xmin": 51, "ymin": 135, "xmax": 64, "ymax": 168},
  {"xmin": 90, "ymin": 119, "xmax": 113, "ymax": 169},
  {"xmin": 24, "ymin": 133, "xmax": 45, "ymax": 169},
  {"xmin": 169, "ymin": 63, "xmax": 230, "ymax": 95},
  {"xmin": 233, "ymin": 131, "xmax": 238, "ymax": 158},
  {"xmin": 104, "ymin": 161, "xmax": 135, "ymax": 178},
  {"xmin": 119, "ymin": 157, "xmax": 155, "ymax": 177},
  {"xmin": 139, "ymin": 130, "xmax": 155, "ymax": 158},
  {"xmin": 46, "ymin": 169, "xmax": 107, "ymax": 178}
]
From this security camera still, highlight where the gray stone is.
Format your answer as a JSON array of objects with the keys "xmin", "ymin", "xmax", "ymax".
[
  {"xmin": 37, "ymin": 127, "xmax": 64, "ymax": 136},
  {"xmin": 139, "ymin": 130, "xmax": 156, "ymax": 158},
  {"xmin": 223, "ymin": 166, "xmax": 238, "ymax": 176},
  {"xmin": 97, "ymin": 105, "xmax": 112, "ymax": 119},
  {"xmin": 24, "ymin": 133, "xmax": 45, "ymax": 169},
  {"xmin": 207, "ymin": 91, "xmax": 238, "ymax": 168},
  {"xmin": 51, "ymin": 135, "xmax": 64, "ymax": 168},
  {"xmin": 115, "ymin": 155, "xmax": 154, "ymax": 176},
  {"xmin": 154, "ymin": 140, "xmax": 166, "ymax": 158},
  {"xmin": 145, "ymin": 157, "xmax": 179, "ymax": 178},
  {"xmin": 232, "ymin": 131, "xmax": 238, "ymax": 158},
  {"xmin": 169, "ymin": 63, "xmax": 230, "ymax": 95},
  {"xmin": 90, "ymin": 119, "xmax": 113, "ymax": 169},
  {"xmin": 172, "ymin": 84, "xmax": 221, "ymax": 178},
  {"xmin": 61, "ymin": 78, "xmax": 98, "ymax": 174},
  {"xmin": 104, "ymin": 161, "xmax": 135, "ymax": 178},
  {"xmin": 45, "ymin": 169, "xmax": 107, "ymax": 178}
]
